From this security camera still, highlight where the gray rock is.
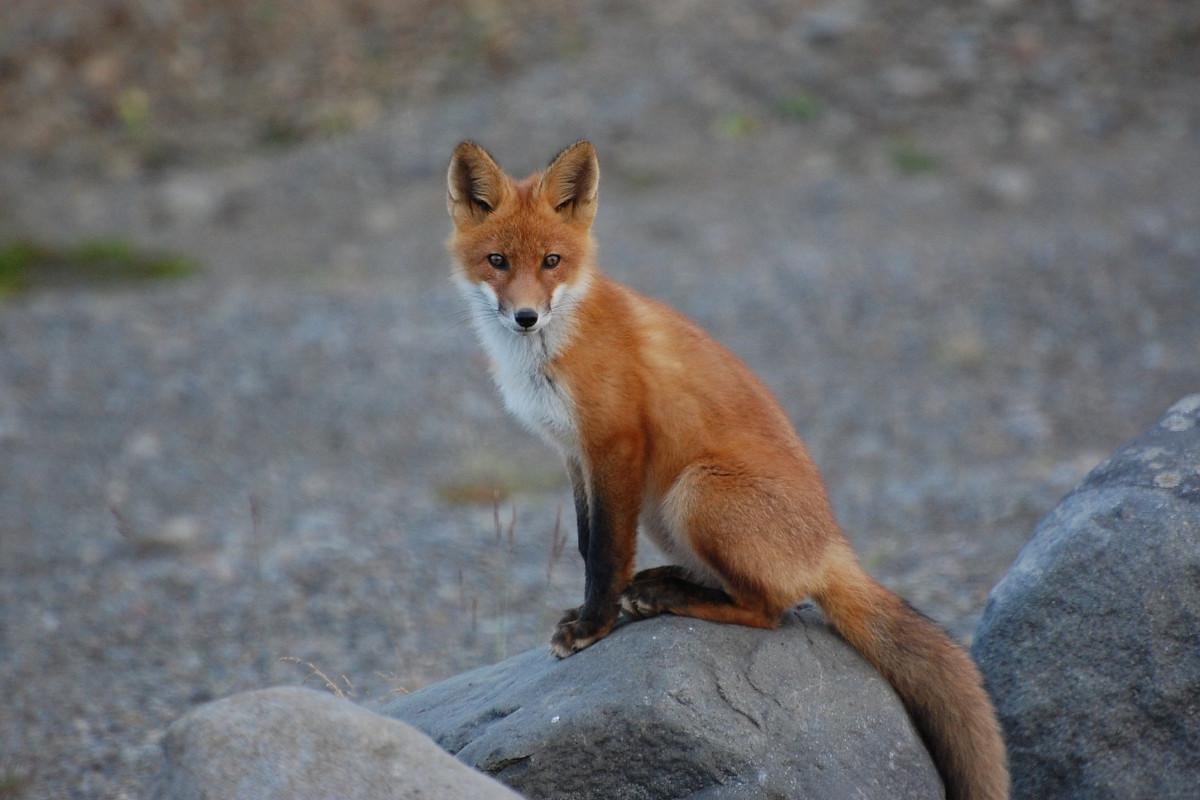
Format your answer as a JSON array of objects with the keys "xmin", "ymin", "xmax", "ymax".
[
  {"xmin": 803, "ymin": 0, "xmax": 864, "ymax": 43},
  {"xmin": 973, "ymin": 394, "xmax": 1200, "ymax": 800},
  {"xmin": 380, "ymin": 607, "xmax": 942, "ymax": 800},
  {"xmin": 881, "ymin": 64, "xmax": 944, "ymax": 101},
  {"xmin": 153, "ymin": 686, "xmax": 523, "ymax": 800},
  {"xmin": 977, "ymin": 166, "xmax": 1035, "ymax": 208}
]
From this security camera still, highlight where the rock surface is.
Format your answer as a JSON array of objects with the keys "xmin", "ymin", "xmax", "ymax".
[
  {"xmin": 152, "ymin": 686, "xmax": 523, "ymax": 800},
  {"xmin": 973, "ymin": 394, "xmax": 1200, "ymax": 800},
  {"xmin": 381, "ymin": 608, "xmax": 942, "ymax": 800}
]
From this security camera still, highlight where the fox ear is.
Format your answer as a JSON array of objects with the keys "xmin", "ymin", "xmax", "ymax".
[
  {"xmin": 448, "ymin": 141, "xmax": 507, "ymax": 227},
  {"xmin": 538, "ymin": 141, "xmax": 599, "ymax": 226}
]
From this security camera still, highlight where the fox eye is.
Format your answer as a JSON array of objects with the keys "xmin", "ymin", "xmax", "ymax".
[
  {"xmin": 543, "ymin": 254, "xmax": 561, "ymax": 269},
  {"xmin": 487, "ymin": 253, "xmax": 508, "ymax": 270}
]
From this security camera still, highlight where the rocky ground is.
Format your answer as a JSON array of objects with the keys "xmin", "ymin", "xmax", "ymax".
[{"xmin": 1, "ymin": 1, "xmax": 1198, "ymax": 797}]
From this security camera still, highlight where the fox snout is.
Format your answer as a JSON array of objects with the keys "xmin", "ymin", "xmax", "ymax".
[
  {"xmin": 496, "ymin": 300, "xmax": 549, "ymax": 333},
  {"xmin": 513, "ymin": 308, "xmax": 540, "ymax": 329}
]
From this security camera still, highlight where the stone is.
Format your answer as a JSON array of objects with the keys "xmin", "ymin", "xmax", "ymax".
[
  {"xmin": 152, "ymin": 686, "xmax": 522, "ymax": 800},
  {"xmin": 380, "ymin": 607, "xmax": 942, "ymax": 799},
  {"xmin": 973, "ymin": 394, "xmax": 1200, "ymax": 800},
  {"xmin": 157, "ymin": 174, "xmax": 225, "ymax": 224},
  {"xmin": 881, "ymin": 64, "xmax": 944, "ymax": 101},
  {"xmin": 978, "ymin": 166, "xmax": 1035, "ymax": 207},
  {"xmin": 804, "ymin": 1, "xmax": 865, "ymax": 44}
]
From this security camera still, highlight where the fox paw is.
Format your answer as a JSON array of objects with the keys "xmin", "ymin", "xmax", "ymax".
[
  {"xmin": 549, "ymin": 614, "xmax": 613, "ymax": 658},
  {"xmin": 619, "ymin": 583, "xmax": 669, "ymax": 620}
]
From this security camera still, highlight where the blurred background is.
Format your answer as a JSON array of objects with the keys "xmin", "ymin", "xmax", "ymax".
[{"xmin": 1, "ymin": 1, "xmax": 1198, "ymax": 797}]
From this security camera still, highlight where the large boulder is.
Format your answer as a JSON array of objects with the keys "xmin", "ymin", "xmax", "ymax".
[
  {"xmin": 152, "ymin": 686, "xmax": 522, "ymax": 800},
  {"xmin": 973, "ymin": 394, "xmax": 1200, "ymax": 799},
  {"xmin": 379, "ymin": 606, "xmax": 942, "ymax": 799}
]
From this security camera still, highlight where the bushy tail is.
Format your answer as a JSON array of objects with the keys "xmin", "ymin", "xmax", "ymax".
[{"xmin": 814, "ymin": 559, "xmax": 1009, "ymax": 800}]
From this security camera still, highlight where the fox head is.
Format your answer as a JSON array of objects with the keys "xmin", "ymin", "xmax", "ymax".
[{"xmin": 447, "ymin": 141, "xmax": 599, "ymax": 338}]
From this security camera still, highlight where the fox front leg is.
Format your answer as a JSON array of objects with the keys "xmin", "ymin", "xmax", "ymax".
[
  {"xmin": 551, "ymin": 459, "xmax": 591, "ymax": 633},
  {"xmin": 550, "ymin": 449, "xmax": 640, "ymax": 657}
]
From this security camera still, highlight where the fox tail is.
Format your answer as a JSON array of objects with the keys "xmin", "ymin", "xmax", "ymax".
[{"xmin": 813, "ymin": 558, "xmax": 1009, "ymax": 800}]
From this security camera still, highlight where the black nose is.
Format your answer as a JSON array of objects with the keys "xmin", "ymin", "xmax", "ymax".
[{"xmin": 514, "ymin": 309, "xmax": 539, "ymax": 329}]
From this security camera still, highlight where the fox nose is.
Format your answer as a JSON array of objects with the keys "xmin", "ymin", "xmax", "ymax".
[{"xmin": 514, "ymin": 308, "xmax": 539, "ymax": 329}]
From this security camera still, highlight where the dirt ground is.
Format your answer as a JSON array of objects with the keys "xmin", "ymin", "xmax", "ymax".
[{"xmin": 1, "ymin": 2, "xmax": 1198, "ymax": 797}]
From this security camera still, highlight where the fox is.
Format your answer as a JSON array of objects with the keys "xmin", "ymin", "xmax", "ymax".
[{"xmin": 445, "ymin": 140, "xmax": 1009, "ymax": 800}]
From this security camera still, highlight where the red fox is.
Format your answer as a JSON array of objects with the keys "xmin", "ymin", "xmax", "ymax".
[{"xmin": 446, "ymin": 140, "xmax": 1009, "ymax": 800}]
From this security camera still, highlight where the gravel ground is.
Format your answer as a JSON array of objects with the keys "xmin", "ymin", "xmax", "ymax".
[{"xmin": 1, "ymin": 2, "xmax": 1199, "ymax": 797}]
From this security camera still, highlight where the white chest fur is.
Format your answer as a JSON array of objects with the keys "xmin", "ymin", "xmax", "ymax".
[
  {"xmin": 479, "ymin": 322, "xmax": 578, "ymax": 450},
  {"xmin": 456, "ymin": 277, "xmax": 582, "ymax": 452}
]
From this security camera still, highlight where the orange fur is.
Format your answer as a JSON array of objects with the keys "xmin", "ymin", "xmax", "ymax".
[{"xmin": 446, "ymin": 141, "xmax": 1009, "ymax": 800}]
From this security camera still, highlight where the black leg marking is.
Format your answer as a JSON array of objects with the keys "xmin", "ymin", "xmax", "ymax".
[
  {"xmin": 550, "ymin": 490, "xmax": 624, "ymax": 657},
  {"xmin": 568, "ymin": 459, "xmax": 591, "ymax": 563}
]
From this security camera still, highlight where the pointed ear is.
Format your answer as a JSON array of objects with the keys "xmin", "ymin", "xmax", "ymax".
[
  {"xmin": 447, "ymin": 141, "xmax": 508, "ymax": 227},
  {"xmin": 538, "ymin": 141, "xmax": 599, "ymax": 226}
]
